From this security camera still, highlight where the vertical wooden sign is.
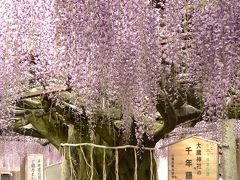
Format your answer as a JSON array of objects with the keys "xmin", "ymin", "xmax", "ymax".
[
  {"xmin": 168, "ymin": 136, "xmax": 218, "ymax": 180},
  {"xmin": 25, "ymin": 154, "xmax": 43, "ymax": 180}
]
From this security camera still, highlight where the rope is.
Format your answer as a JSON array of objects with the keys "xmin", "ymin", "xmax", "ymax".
[
  {"xmin": 60, "ymin": 146, "xmax": 67, "ymax": 180},
  {"xmin": 68, "ymin": 146, "xmax": 74, "ymax": 179},
  {"xmin": 61, "ymin": 143, "xmax": 156, "ymax": 150},
  {"xmin": 103, "ymin": 149, "xmax": 107, "ymax": 180},
  {"xmin": 150, "ymin": 150, "xmax": 153, "ymax": 180},
  {"xmin": 60, "ymin": 143, "xmax": 159, "ymax": 179},
  {"xmin": 79, "ymin": 146, "xmax": 91, "ymax": 179},
  {"xmin": 134, "ymin": 149, "xmax": 138, "ymax": 180},
  {"xmin": 80, "ymin": 146, "xmax": 92, "ymax": 169},
  {"xmin": 115, "ymin": 149, "xmax": 119, "ymax": 180},
  {"xmin": 90, "ymin": 146, "xmax": 94, "ymax": 180},
  {"xmin": 61, "ymin": 135, "xmax": 221, "ymax": 150}
]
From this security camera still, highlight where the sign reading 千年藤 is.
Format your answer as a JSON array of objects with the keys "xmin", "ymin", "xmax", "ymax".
[{"xmin": 168, "ymin": 136, "xmax": 218, "ymax": 180}]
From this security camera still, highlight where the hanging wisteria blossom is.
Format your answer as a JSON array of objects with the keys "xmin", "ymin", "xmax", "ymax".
[
  {"xmin": 0, "ymin": 1, "xmax": 239, "ymax": 179},
  {"xmin": 0, "ymin": 0, "xmax": 164, "ymax": 137},
  {"xmin": 0, "ymin": 0, "xmax": 239, "ymax": 139},
  {"xmin": 187, "ymin": 0, "xmax": 240, "ymax": 120}
]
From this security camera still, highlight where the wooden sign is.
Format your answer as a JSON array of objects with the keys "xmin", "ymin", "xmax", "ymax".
[
  {"xmin": 168, "ymin": 136, "xmax": 218, "ymax": 180},
  {"xmin": 25, "ymin": 154, "xmax": 43, "ymax": 180}
]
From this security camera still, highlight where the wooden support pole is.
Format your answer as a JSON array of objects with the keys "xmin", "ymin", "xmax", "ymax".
[{"xmin": 221, "ymin": 119, "xmax": 238, "ymax": 180}]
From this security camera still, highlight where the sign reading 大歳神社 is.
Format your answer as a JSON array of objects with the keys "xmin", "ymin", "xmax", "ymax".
[{"xmin": 168, "ymin": 136, "xmax": 218, "ymax": 180}]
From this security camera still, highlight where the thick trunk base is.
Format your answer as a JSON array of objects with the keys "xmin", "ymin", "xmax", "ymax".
[{"xmin": 61, "ymin": 146, "xmax": 157, "ymax": 180}]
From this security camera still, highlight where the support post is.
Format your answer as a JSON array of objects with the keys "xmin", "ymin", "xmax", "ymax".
[{"xmin": 221, "ymin": 119, "xmax": 238, "ymax": 180}]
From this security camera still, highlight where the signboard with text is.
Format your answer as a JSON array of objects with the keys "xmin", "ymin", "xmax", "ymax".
[
  {"xmin": 168, "ymin": 136, "xmax": 218, "ymax": 180},
  {"xmin": 25, "ymin": 154, "xmax": 43, "ymax": 180}
]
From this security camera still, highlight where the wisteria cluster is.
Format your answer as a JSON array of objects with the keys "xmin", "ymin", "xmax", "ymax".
[
  {"xmin": 0, "ymin": 0, "xmax": 31, "ymax": 127},
  {"xmin": 187, "ymin": 0, "xmax": 240, "ymax": 120},
  {"xmin": 0, "ymin": 0, "xmax": 239, "ymax": 138},
  {"xmin": 0, "ymin": 0, "xmax": 164, "ymax": 139},
  {"xmin": 0, "ymin": 136, "xmax": 60, "ymax": 169},
  {"xmin": 56, "ymin": 0, "xmax": 162, "ymax": 115},
  {"xmin": 160, "ymin": 0, "xmax": 186, "ymax": 75}
]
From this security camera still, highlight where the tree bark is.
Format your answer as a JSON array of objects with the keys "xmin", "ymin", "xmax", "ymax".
[
  {"xmin": 60, "ymin": 125, "xmax": 157, "ymax": 180},
  {"xmin": 14, "ymin": 87, "xmax": 239, "ymax": 179},
  {"xmin": 62, "ymin": 146, "xmax": 157, "ymax": 180}
]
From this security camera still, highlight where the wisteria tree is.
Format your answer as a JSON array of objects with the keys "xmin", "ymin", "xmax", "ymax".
[{"xmin": 0, "ymin": 0, "xmax": 239, "ymax": 179}]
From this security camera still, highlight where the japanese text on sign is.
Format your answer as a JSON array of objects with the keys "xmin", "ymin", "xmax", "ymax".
[
  {"xmin": 168, "ymin": 136, "xmax": 218, "ymax": 180},
  {"xmin": 26, "ymin": 154, "xmax": 43, "ymax": 180}
]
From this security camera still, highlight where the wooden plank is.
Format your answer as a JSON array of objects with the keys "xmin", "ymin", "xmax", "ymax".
[
  {"xmin": 21, "ymin": 85, "xmax": 69, "ymax": 99},
  {"xmin": 168, "ymin": 136, "xmax": 218, "ymax": 180}
]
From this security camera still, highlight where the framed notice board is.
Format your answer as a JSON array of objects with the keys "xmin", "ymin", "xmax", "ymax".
[{"xmin": 168, "ymin": 136, "xmax": 218, "ymax": 180}]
